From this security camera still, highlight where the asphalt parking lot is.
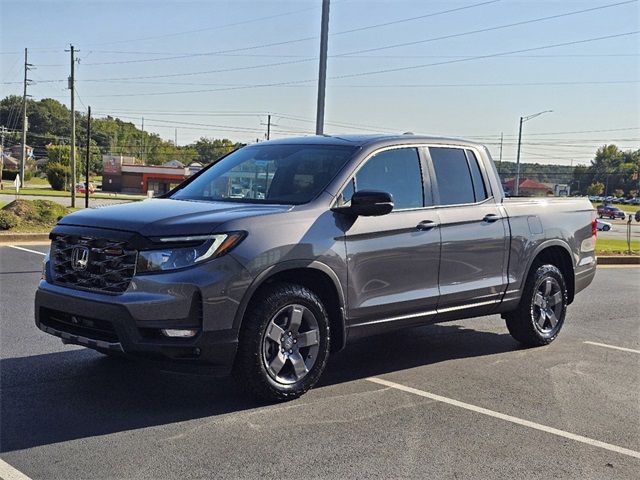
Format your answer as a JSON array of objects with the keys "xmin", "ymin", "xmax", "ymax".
[{"xmin": 1, "ymin": 244, "xmax": 638, "ymax": 479}]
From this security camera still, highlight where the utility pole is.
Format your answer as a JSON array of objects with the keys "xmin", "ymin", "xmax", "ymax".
[
  {"xmin": 85, "ymin": 106, "xmax": 91, "ymax": 209},
  {"xmin": 514, "ymin": 110, "xmax": 552, "ymax": 196},
  {"xmin": 21, "ymin": 47, "xmax": 32, "ymax": 188},
  {"xmin": 267, "ymin": 114, "xmax": 271, "ymax": 140},
  {"xmin": 67, "ymin": 44, "xmax": 77, "ymax": 207},
  {"xmin": 174, "ymin": 128, "xmax": 178, "ymax": 147},
  {"xmin": 315, "ymin": 0, "xmax": 330, "ymax": 135},
  {"xmin": 498, "ymin": 132, "xmax": 503, "ymax": 174},
  {"xmin": 140, "ymin": 117, "xmax": 145, "ymax": 162},
  {"xmin": 0, "ymin": 125, "xmax": 6, "ymax": 188}
]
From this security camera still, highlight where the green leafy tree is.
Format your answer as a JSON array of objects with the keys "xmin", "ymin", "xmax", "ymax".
[
  {"xmin": 191, "ymin": 138, "xmax": 243, "ymax": 164},
  {"xmin": 587, "ymin": 182, "xmax": 605, "ymax": 196},
  {"xmin": 46, "ymin": 162, "xmax": 70, "ymax": 191}
]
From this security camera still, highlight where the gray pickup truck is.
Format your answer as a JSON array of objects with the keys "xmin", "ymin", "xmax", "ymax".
[{"xmin": 35, "ymin": 134, "xmax": 597, "ymax": 400}]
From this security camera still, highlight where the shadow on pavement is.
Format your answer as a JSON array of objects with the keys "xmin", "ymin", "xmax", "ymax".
[{"xmin": 1, "ymin": 322, "xmax": 519, "ymax": 452}]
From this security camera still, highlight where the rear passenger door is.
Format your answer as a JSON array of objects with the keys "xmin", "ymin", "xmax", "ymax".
[
  {"xmin": 426, "ymin": 146, "xmax": 508, "ymax": 317},
  {"xmin": 341, "ymin": 147, "xmax": 441, "ymax": 330}
]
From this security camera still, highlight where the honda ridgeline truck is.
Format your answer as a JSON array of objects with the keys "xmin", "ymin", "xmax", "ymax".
[{"xmin": 35, "ymin": 135, "xmax": 597, "ymax": 400}]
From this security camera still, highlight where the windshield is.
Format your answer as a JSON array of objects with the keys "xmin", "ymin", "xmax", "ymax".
[{"xmin": 172, "ymin": 144, "xmax": 358, "ymax": 205}]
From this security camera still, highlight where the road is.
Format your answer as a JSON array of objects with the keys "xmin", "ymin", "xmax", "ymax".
[
  {"xmin": 1, "ymin": 244, "xmax": 638, "ymax": 479},
  {"xmin": 597, "ymin": 217, "xmax": 640, "ymax": 241}
]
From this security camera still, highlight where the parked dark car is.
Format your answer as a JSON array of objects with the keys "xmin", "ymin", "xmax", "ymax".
[
  {"xmin": 597, "ymin": 205, "xmax": 626, "ymax": 219},
  {"xmin": 635, "ymin": 210, "xmax": 640, "ymax": 222},
  {"xmin": 35, "ymin": 135, "xmax": 597, "ymax": 401}
]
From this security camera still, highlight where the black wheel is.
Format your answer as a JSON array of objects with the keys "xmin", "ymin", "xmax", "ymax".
[
  {"xmin": 603, "ymin": 225, "xmax": 611, "ymax": 231},
  {"xmin": 504, "ymin": 263, "xmax": 568, "ymax": 347},
  {"xmin": 234, "ymin": 282, "xmax": 330, "ymax": 401}
]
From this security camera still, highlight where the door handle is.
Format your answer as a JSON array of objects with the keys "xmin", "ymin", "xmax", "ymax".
[
  {"xmin": 483, "ymin": 213, "xmax": 500, "ymax": 223},
  {"xmin": 416, "ymin": 220, "xmax": 438, "ymax": 231}
]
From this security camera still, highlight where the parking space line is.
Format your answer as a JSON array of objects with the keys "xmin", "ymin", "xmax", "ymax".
[
  {"xmin": 367, "ymin": 377, "xmax": 640, "ymax": 460},
  {"xmin": 584, "ymin": 341, "xmax": 640, "ymax": 354},
  {"xmin": 6, "ymin": 246, "xmax": 47, "ymax": 256},
  {"xmin": 0, "ymin": 457, "xmax": 32, "ymax": 480}
]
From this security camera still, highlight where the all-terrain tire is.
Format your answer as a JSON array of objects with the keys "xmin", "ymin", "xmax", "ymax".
[
  {"xmin": 504, "ymin": 263, "xmax": 568, "ymax": 347},
  {"xmin": 234, "ymin": 282, "xmax": 330, "ymax": 402}
]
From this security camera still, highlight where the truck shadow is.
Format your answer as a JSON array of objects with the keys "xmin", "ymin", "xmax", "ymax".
[{"xmin": 1, "ymin": 322, "xmax": 520, "ymax": 452}]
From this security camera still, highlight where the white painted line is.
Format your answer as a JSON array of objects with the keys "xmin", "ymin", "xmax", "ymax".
[
  {"xmin": 7, "ymin": 246, "xmax": 47, "ymax": 256},
  {"xmin": 0, "ymin": 457, "xmax": 32, "ymax": 480},
  {"xmin": 367, "ymin": 377, "xmax": 640, "ymax": 460},
  {"xmin": 584, "ymin": 341, "xmax": 640, "ymax": 354}
]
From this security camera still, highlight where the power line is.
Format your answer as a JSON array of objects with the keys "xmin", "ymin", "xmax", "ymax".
[
  {"xmin": 76, "ymin": 31, "xmax": 640, "ymax": 97},
  {"xmin": 329, "ymin": 31, "xmax": 640, "ymax": 81},
  {"xmin": 83, "ymin": 6, "xmax": 319, "ymax": 47},
  {"xmin": 72, "ymin": 0, "xmax": 637, "ymax": 79},
  {"xmin": 79, "ymin": 0, "xmax": 502, "ymax": 66},
  {"xmin": 332, "ymin": 0, "xmax": 637, "ymax": 58}
]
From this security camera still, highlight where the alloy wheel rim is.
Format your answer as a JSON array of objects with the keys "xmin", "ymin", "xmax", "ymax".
[
  {"xmin": 262, "ymin": 304, "xmax": 320, "ymax": 385},
  {"xmin": 532, "ymin": 277, "xmax": 563, "ymax": 334}
]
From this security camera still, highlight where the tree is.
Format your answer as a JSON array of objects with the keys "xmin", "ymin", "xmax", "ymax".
[
  {"xmin": 190, "ymin": 137, "xmax": 243, "ymax": 164},
  {"xmin": 46, "ymin": 162, "xmax": 69, "ymax": 191},
  {"xmin": 587, "ymin": 182, "xmax": 605, "ymax": 196}
]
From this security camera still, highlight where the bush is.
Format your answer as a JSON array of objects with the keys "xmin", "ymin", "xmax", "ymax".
[
  {"xmin": 46, "ymin": 162, "xmax": 69, "ymax": 191},
  {"xmin": 3, "ymin": 199, "xmax": 67, "ymax": 225},
  {"xmin": 0, "ymin": 211, "xmax": 20, "ymax": 230}
]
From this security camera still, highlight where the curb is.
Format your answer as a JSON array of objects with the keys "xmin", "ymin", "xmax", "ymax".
[
  {"xmin": 597, "ymin": 256, "xmax": 640, "ymax": 265},
  {"xmin": 0, "ymin": 233, "xmax": 50, "ymax": 244}
]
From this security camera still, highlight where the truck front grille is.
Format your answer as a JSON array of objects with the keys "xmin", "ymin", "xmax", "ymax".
[{"xmin": 51, "ymin": 234, "xmax": 137, "ymax": 294}]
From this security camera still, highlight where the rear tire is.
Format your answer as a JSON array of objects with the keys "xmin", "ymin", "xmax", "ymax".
[
  {"xmin": 234, "ymin": 282, "xmax": 330, "ymax": 402},
  {"xmin": 603, "ymin": 225, "xmax": 611, "ymax": 231},
  {"xmin": 504, "ymin": 263, "xmax": 568, "ymax": 347}
]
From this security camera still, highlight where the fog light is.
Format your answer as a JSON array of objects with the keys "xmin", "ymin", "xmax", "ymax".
[{"xmin": 161, "ymin": 329, "xmax": 198, "ymax": 338}]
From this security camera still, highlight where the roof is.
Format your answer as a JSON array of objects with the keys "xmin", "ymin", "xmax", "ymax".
[
  {"xmin": 251, "ymin": 134, "xmax": 487, "ymax": 150},
  {"xmin": 503, "ymin": 178, "xmax": 551, "ymax": 190}
]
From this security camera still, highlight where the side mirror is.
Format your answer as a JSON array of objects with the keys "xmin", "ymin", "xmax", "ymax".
[{"xmin": 333, "ymin": 190, "xmax": 394, "ymax": 217}]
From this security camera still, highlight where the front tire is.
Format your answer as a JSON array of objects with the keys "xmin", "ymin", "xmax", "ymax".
[
  {"xmin": 234, "ymin": 282, "xmax": 330, "ymax": 401},
  {"xmin": 504, "ymin": 263, "xmax": 568, "ymax": 347},
  {"xmin": 603, "ymin": 225, "xmax": 611, "ymax": 231}
]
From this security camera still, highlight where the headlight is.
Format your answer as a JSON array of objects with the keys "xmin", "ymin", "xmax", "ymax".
[{"xmin": 137, "ymin": 232, "xmax": 245, "ymax": 273}]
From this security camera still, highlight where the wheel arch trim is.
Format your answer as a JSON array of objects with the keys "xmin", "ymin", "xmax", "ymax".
[{"xmin": 233, "ymin": 260, "xmax": 347, "ymax": 350}]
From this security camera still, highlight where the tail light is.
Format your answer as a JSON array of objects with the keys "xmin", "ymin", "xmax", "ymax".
[{"xmin": 591, "ymin": 211, "xmax": 597, "ymax": 237}]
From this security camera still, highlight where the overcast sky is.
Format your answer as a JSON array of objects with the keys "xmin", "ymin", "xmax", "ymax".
[{"xmin": 1, "ymin": 0, "xmax": 638, "ymax": 165}]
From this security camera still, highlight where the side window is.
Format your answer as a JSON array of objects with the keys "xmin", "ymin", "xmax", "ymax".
[
  {"xmin": 352, "ymin": 148, "xmax": 423, "ymax": 210},
  {"xmin": 429, "ymin": 147, "xmax": 475, "ymax": 206},
  {"xmin": 465, "ymin": 150, "xmax": 488, "ymax": 201}
]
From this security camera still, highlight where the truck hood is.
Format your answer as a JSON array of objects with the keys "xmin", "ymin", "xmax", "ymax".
[{"xmin": 58, "ymin": 198, "xmax": 292, "ymax": 237}]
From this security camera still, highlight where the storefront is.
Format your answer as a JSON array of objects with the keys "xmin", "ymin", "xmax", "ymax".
[{"xmin": 102, "ymin": 155, "xmax": 192, "ymax": 195}]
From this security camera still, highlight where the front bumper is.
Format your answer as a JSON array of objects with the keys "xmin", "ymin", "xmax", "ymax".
[{"xmin": 35, "ymin": 254, "xmax": 253, "ymax": 375}]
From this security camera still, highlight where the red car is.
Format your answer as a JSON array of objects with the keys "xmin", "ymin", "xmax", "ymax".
[
  {"xmin": 75, "ymin": 182, "xmax": 97, "ymax": 194},
  {"xmin": 597, "ymin": 205, "xmax": 626, "ymax": 219}
]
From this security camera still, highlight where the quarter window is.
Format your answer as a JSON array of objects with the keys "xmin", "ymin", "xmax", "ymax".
[
  {"xmin": 346, "ymin": 148, "xmax": 423, "ymax": 210},
  {"xmin": 465, "ymin": 150, "xmax": 488, "ymax": 202}
]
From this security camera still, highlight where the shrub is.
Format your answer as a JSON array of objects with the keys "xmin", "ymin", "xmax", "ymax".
[
  {"xmin": 46, "ymin": 162, "xmax": 69, "ymax": 191},
  {"xmin": 2, "ymin": 199, "xmax": 69, "ymax": 227},
  {"xmin": 0, "ymin": 211, "xmax": 20, "ymax": 230}
]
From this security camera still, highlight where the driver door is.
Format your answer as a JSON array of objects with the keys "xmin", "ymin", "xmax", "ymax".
[{"xmin": 342, "ymin": 147, "xmax": 441, "ymax": 333}]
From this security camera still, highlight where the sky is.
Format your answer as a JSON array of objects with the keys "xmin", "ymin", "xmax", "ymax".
[{"xmin": 1, "ymin": 0, "xmax": 639, "ymax": 166}]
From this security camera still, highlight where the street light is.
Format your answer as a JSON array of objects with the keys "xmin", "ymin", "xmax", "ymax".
[{"xmin": 514, "ymin": 110, "xmax": 553, "ymax": 196}]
